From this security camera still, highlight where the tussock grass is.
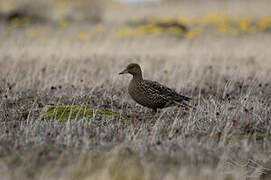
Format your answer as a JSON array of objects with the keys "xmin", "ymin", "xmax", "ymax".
[{"xmin": 1, "ymin": 36, "xmax": 271, "ymax": 179}]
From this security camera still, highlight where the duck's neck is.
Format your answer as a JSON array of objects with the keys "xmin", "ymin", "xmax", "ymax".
[{"xmin": 132, "ymin": 73, "xmax": 143, "ymax": 82}]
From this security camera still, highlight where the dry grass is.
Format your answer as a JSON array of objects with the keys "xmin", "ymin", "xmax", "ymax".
[{"xmin": 1, "ymin": 1, "xmax": 271, "ymax": 180}]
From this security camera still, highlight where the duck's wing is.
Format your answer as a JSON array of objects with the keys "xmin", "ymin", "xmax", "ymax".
[{"xmin": 143, "ymin": 80, "xmax": 191, "ymax": 102}]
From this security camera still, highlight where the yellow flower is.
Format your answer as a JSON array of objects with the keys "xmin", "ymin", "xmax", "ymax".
[
  {"xmin": 238, "ymin": 18, "xmax": 251, "ymax": 32},
  {"xmin": 162, "ymin": 68, "xmax": 169, "ymax": 73},
  {"xmin": 77, "ymin": 32, "xmax": 88, "ymax": 41},
  {"xmin": 202, "ymin": 13, "xmax": 229, "ymax": 26},
  {"xmin": 177, "ymin": 16, "xmax": 188, "ymax": 25},
  {"xmin": 258, "ymin": 17, "xmax": 271, "ymax": 30},
  {"xmin": 114, "ymin": 28, "xmax": 134, "ymax": 38},
  {"xmin": 167, "ymin": 27, "xmax": 185, "ymax": 35},
  {"xmin": 185, "ymin": 29, "xmax": 200, "ymax": 39}
]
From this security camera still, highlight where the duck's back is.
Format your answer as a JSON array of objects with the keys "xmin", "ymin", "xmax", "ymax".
[{"xmin": 128, "ymin": 79, "xmax": 174, "ymax": 109}]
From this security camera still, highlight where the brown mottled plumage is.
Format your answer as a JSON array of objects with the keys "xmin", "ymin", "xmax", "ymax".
[{"xmin": 119, "ymin": 63, "xmax": 191, "ymax": 113}]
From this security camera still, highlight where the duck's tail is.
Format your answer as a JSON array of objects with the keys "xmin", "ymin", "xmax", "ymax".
[
  {"xmin": 174, "ymin": 95, "xmax": 196, "ymax": 109},
  {"xmin": 178, "ymin": 95, "xmax": 191, "ymax": 102}
]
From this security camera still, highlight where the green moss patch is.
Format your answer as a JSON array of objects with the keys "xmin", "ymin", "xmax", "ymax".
[{"xmin": 41, "ymin": 105, "xmax": 128, "ymax": 123}]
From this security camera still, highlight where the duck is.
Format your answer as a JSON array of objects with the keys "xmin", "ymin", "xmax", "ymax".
[{"xmin": 119, "ymin": 63, "xmax": 191, "ymax": 113}]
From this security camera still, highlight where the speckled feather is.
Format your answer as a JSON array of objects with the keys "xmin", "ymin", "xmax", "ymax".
[{"xmin": 119, "ymin": 63, "xmax": 191, "ymax": 112}]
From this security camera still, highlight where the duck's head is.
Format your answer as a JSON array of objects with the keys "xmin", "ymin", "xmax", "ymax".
[{"xmin": 119, "ymin": 63, "xmax": 142, "ymax": 77}]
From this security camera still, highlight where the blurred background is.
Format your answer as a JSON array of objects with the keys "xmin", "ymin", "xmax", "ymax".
[{"xmin": 1, "ymin": 0, "xmax": 271, "ymax": 46}]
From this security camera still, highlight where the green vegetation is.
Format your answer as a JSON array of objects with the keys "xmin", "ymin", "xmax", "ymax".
[{"xmin": 41, "ymin": 105, "xmax": 128, "ymax": 123}]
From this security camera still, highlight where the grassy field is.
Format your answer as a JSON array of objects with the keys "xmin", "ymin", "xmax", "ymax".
[{"xmin": 1, "ymin": 0, "xmax": 271, "ymax": 180}]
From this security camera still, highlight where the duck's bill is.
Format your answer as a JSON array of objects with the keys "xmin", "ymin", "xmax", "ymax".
[{"xmin": 118, "ymin": 69, "xmax": 128, "ymax": 75}]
